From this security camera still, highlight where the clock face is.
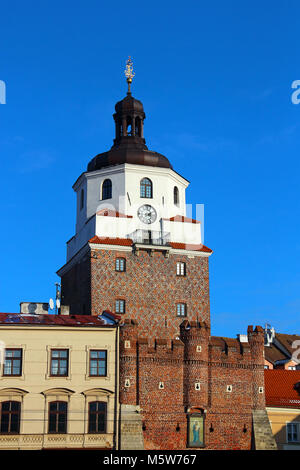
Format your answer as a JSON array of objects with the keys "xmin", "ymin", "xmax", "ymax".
[{"xmin": 137, "ymin": 205, "xmax": 157, "ymax": 224}]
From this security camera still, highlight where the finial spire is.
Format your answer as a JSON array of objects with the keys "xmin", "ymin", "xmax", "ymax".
[{"xmin": 124, "ymin": 56, "xmax": 135, "ymax": 94}]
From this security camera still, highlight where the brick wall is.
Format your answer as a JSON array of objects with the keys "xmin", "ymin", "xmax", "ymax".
[
  {"xmin": 61, "ymin": 247, "xmax": 211, "ymax": 339},
  {"xmin": 60, "ymin": 245, "xmax": 266, "ymax": 450},
  {"xmin": 119, "ymin": 321, "xmax": 266, "ymax": 450},
  {"xmin": 91, "ymin": 248, "xmax": 210, "ymax": 339}
]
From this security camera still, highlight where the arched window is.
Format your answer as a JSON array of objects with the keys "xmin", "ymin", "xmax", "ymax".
[
  {"xmin": 102, "ymin": 179, "xmax": 112, "ymax": 200},
  {"xmin": 88, "ymin": 401, "xmax": 107, "ymax": 434},
  {"xmin": 80, "ymin": 189, "xmax": 84, "ymax": 210},
  {"xmin": 174, "ymin": 186, "xmax": 179, "ymax": 206},
  {"xmin": 0, "ymin": 401, "xmax": 21, "ymax": 434},
  {"xmin": 48, "ymin": 401, "xmax": 68, "ymax": 434},
  {"xmin": 135, "ymin": 117, "xmax": 141, "ymax": 137},
  {"xmin": 126, "ymin": 116, "xmax": 132, "ymax": 136},
  {"xmin": 140, "ymin": 178, "xmax": 152, "ymax": 198},
  {"xmin": 117, "ymin": 120, "xmax": 122, "ymax": 139}
]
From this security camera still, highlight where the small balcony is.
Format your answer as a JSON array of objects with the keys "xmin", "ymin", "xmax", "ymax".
[{"xmin": 128, "ymin": 230, "xmax": 170, "ymax": 247}]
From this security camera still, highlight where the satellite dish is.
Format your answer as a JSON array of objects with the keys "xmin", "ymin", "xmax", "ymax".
[
  {"xmin": 49, "ymin": 298, "xmax": 54, "ymax": 310},
  {"xmin": 56, "ymin": 299, "xmax": 61, "ymax": 309}
]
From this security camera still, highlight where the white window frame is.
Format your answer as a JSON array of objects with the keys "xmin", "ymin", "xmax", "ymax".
[
  {"xmin": 115, "ymin": 299, "xmax": 125, "ymax": 314},
  {"xmin": 176, "ymin": 262, "xmax": 186, "ymax": 276},
  {"xmin": 176, "ymin": 303, "xmax": 187, "ymax": 317},
  {"xmin": 116, "ymin": 258, "xmax": 126, "ymax": 272}
]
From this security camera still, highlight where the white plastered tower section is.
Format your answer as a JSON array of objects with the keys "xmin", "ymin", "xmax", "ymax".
[{"xmin": 66, "ymin": 64, "xmax": 203, "ymax": 262}]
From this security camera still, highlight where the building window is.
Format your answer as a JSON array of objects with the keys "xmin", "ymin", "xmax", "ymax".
[
  {"xmin": 288, "ymin": 366, "xmax": 297, "ymax": 370},
  {"xmin": 0, "ymin": 401, "xmax": 21, "ymax": 434},
  {"xmin": 80, "ymin": 188, "xmax": 84, "ymax": 210},
  {"xmin": 88, "ymin": 402, "xmax": 107, "ymax": 434},
  {"xmin": 3, "ymin": 349, "xmax": 22, "ymax": 376},
  {"xmin": 50, "ymin": 349, "xmax": 69, "ymax": 377},
  {"xmin": 177, "ymin": 303, "xmax": 187, "ymax": 317},
  {"xmin": 174, "ymin": 186, "xmax": 179, "ymax": 206},
  {"xmin": 89, "ymin": 350, "xmax": 107, "ymax": 377},
  {"xmin": 102, "ymin": 179, "xmax": 112, "ymax": 200},
  {"xmin": 115, "ymin": 300, "xmax": 125, "ymax": 314},
  {"xmin": 48, "ymin": 401, "xmax": 68, "ymax": 434},
  {"xmin": 264, "ymin": 365, "xmax": 270, "ymax": 370},
  {"xmin": 135, "ymin": 117, "xmax": 142, "ymax": 137},
  {"xmin": 287, "ymin": 423, "xmax": 300, "ymax": 443},
  {"xmin": 176, "ymin": 262, "xmax": 186, "ymax": 276},
  {"xmin": 115, "ymin": 258, "xmax": 126, "ymax": 272},
  {"xmin": 140, "ymin": 178, "xmax": 152, "ymax": 198}
]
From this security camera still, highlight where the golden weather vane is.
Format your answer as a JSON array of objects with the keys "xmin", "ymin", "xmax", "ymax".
[{"xmin": 124, "ymin": 56, "xmax": 135, "ymax": 94}]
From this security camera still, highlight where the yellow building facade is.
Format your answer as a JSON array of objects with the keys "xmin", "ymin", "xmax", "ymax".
[
  {"xmin": 0, "ymin": 311, "xmax": 119, "ymax": 450},
  {"xmin": 265, "ymin": 370, "xmax": 300, "ymax": 450},
  {"xmin": 266, "ymin": 407, "xmax": 300, "ymax": 450}
]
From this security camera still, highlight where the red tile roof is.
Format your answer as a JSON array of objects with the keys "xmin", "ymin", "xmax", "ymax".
[
  {"xmin": 89, "ymin": 236, "xmax": 133, "ymax": 246},
  {"xmin": 0, "ymin": 313, "xmax": 119, "ymax": 327},
  {"xmin": 88, "ymin": 236, "xmax": 212, "ymax": 252},
  {"xmin": 163, "ymin": 215, "xmax": 201, "ymax": 224},
  {"xmin": 96, "ymin": 209, "xmax": 133, "ymax": 218},
  {"xmin": 265, "ymin": 370, "xmax": 300, "ymax": 408},
  {"xmin": 169, "ymin": 242, "xmax": 213, "ymax": 253}
]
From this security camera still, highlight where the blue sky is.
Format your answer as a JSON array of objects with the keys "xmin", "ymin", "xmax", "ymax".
[{"xmin": 0, "ymin": 1, "xmax": 299, "ymax": 337}]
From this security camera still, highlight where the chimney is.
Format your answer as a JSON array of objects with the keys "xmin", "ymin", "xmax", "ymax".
[
  {"xmin": 237, "ymin": 334, "xmax": 248, "ymax": 343},
  {"xmin": 59, "ymin": 305, "xmax": 70, "ymax": 316}
]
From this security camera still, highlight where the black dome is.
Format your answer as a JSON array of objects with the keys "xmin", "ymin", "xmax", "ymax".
[
  {"xmin": 115, "ymin": 94, "xmax": 145, "ymax": 115},
  {"xmin": 87, "ymin": 147, "xmax": 172, "ymax": 172},
  {"xmin": 87, "ymin": 91, "xmax": 173, "ymax": 172}
]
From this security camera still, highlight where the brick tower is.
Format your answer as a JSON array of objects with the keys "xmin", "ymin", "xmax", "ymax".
[
  {"xmin": 58, "ymin": 59, "xmax": 212, "ymax": 340},
  {"xmin": 57, "ymin": 61, "xmax": 276, "ymax": 450}
]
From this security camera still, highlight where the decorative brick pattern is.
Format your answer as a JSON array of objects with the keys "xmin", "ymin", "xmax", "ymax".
[{"xmin": 61, "ymin": 247, "xmax": 211, "ymax": 339}]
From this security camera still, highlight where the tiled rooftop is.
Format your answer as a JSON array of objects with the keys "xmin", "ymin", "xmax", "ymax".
[
  {"xmin": 0, "ymin": 311, "xmax": 119, "ymax": 327},
  {"xmin": 265, "ymin": 370, "xmax": 300, "ymax": 408}
]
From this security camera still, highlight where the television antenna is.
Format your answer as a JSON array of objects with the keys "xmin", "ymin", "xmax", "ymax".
[{"xmin": 49, "ymin": 283, "xmax": 61, "ymax": 314}]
